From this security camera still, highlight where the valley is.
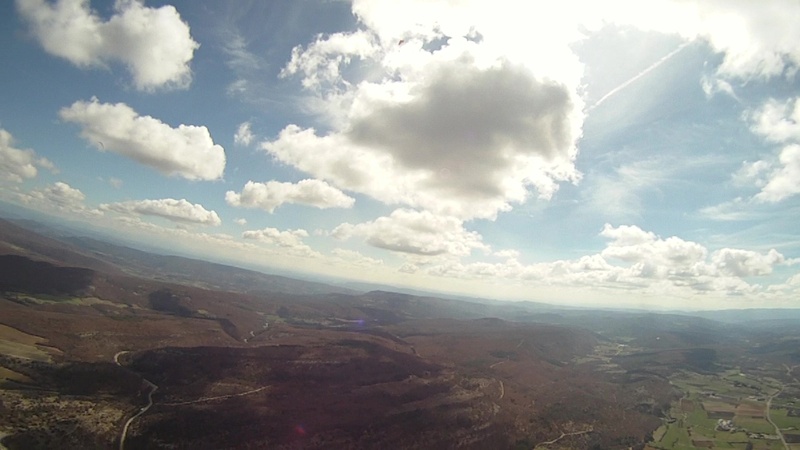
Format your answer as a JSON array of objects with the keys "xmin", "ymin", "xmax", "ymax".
[{"xmin": 1, "ymin": 218, "xmax": 799, "ymax": 449}]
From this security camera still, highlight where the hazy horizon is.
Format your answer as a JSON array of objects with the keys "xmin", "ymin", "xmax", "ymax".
[{"xmin": 6, "ymin": 205, "xmax": 800, "ymax": 315}]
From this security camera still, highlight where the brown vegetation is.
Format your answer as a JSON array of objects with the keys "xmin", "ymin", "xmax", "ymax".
[{"xmin": 0, "ymin": 222, "xmax": 745, "ymax": 449}]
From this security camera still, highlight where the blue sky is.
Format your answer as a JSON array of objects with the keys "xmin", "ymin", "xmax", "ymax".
[{"xmin": 2, "ymin": 0, "xmax": 800, "ymax": 310}]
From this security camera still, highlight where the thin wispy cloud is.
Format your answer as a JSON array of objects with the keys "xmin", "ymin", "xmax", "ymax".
[{"xmin": 588, "ymin": 40, "xmax": 693, "ymax": 112}]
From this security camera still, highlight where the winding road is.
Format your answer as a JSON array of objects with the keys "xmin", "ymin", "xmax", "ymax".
[
  {"xmin": 119, "ymin": 380, "xmax": 157, "ymax": 450},
  {"xmin": 765, "ymin": 385, "xmax": 788, "ymax": 450},
  {"xmin": 767, "ymin": 365, "xmax": 800, "ymax": 450},
  {"xmin": 785, "ymin": 364, "xmax": 800, "ymax": 384},
  {"xmin": 490, "ymin": 360, "xmax": 507, "ymax": 369},
  {"xmin": 161, "ymin": 385, "xmax": 269, "ymax": 406},
  {"xmin": 113, "ymin": 350, "xmax": 270, "ymax": 449},
  {"xmin": 113, "ymin": 350, "xmax": 127, "ymax": 365},
  {"xmin": 114, "ymin": 351, "xmax": 158, "ymax": 450},
  {"xmin": 533, "ymin": 427, "xmax": 594, "ymax": 448}
]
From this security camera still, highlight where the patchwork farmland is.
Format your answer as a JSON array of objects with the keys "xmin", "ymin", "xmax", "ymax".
[{"xmin": 647, "ymin": 369, "xmax": 800, "ymax": 450}]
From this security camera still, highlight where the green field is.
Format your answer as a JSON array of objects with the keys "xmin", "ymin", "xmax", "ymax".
[
  {"xmin": 654, "ymin": 420, "xmax": 693, "ymax": 450},
  {"xmin": 734, "ymin": 417, "xmax": 775, "ymax": 434},
  {"xmin": 647, "ymin": 369, "xmax": 795, "ymax": 450},
  {"xmin": 770, "ymin": 408, "xmax": 800, "ymax": 431}
]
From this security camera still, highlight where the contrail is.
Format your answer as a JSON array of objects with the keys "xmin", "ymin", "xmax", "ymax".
[{"xmin": 588, "ymin": 40, "xmax": 692, "ymax": 112}]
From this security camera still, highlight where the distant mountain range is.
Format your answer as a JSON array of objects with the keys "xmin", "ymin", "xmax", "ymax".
[
  {"xmin": 2, "ymin": 214, "xmax": 799, "ymax": 321},
  {"xmin": 0, "ymin": 217, "xmax": 358, "ymax": 297}
]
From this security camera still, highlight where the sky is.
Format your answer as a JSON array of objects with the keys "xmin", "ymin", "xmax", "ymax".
[{"xmin": 1, "ymin": 0, "xmax": 800, "ymax": 310}]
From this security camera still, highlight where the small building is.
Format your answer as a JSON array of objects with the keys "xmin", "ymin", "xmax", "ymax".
[{"xmin": 716, "ymin": 419, "xmax": 736, "ymax": 432}]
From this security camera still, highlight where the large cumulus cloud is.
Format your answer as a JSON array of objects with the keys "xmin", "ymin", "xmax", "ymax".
[
  {"xmin": 739, "ymin": 97, "xmax": 800, "ymax": 203},
  {"xmin": 16, "ymin": 0, "xmax": 199, "ymax": 90},
  {"xmin": 267, "ymin": 0, "xmax": 800, "ymax": 223},
  {"xmin": 266, "ymin": 57, "xmax": 581, "ymax": 220},
  {"xmin": 60, "ymin": 98, "xmax": 225, "ymax": 181},
  {"xmin": 17, "ymin": 182, "xmax": 99, "ymax": 219}
]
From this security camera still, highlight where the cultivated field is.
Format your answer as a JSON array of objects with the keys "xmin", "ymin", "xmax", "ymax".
[
  {"xmin": 0, "ymin": 323, "xmax": 59, "ymax": 362},
  {"xmin": 647, "ymin": 369, "xmax": 800, "ymax": 450}
]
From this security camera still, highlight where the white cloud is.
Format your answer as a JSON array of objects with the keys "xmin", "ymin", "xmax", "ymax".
[
  {"xmin": 36, "ymin": 181, "xmax": 85, "ymax": 207},
  {"xmin": 234, "ymin": 121, "xmax": 254, "ymax": 146},
  {"xmin": 734, "ymin": 160, "xmax": 772, "ymax": 189},
  {"xmin": 223, "ymin": 32, "xmax": 260, "ymax": 73},
  {"xmin": 265, "ymin": 2, "xmax": 594, "ymax": 221},
  {"xmin": 108, "ymin": 177, "xmax": 123, "ymax": 189},
  {"xmin": 0, "ymin": 128, "xmax": 56, "ymax": 182},
  {"xmin": 600, "ymin": 224, "xmax": 708, "ymax": 271},
  {"xmin": 754, "ymin": 144, "xmax": 800, "ymax": 203},
  {"xmin": 331, "ymin": 209, "xmax": 489, "ymax": 257},
  {"xmin": 20, "ymin": 181, "xmax": 100, "ymax": 219},
  {"xmin": 494, "ymin": 249, "xmax": 520, "ymax": 260},
  {"xmin": 226, "ymin": 79, "xmax": 249, "ymax": 96},
  {"xmin": 700, "ymin": 76, "xmax": 737, "ymax": 100},
  {"xmin": 266, "ymin": 58, "xmax": 581, "ymax": 220},
  {"xmin": 750, "ymin": 97, "xmax": 800, "ymax": 143},
  {"xmin": 280, "ymin": 30, "xmax": 379, "ymax": 90},
  {"xmin": 226, "ymin": 179, "xmax": 355, "ymax": 212},
  {"xmin": 577, "ymin": 0, "xmax": 800, "ymax": 80},
  {"xmin": 399, "ymin": 263, "xmax": 419, "ymax": 274},
  {"xmin": 100, "ymin": 198, "xmax": 221, "ymax": 226},
  {"xmin": 94, "ymin": 216, "xmax": 351, "ymax": 280},
  {"xmin": 693, "ymin": 1, "xmax": 800, "ymax": 79},
  {"xmin": 741, "ymin": 97, "xmax": 800, "ymax": 202},
  {"xmin": 243, "ymin": 227, "xmax": 308, "ymax": 247},
  {"xmin": 16, "ymin": 0, "xmax": 198, "ymax": 91},
  {"xmin": 242, "ymin": 227, "xmax": 320, "ymax": 258},
  {"xmin": 269, "ymin": 1, "xmax": 800, "ymax": 221},
  {"xmin": 60, "ymin": 98, "xmax": 225, "ymax": 181},
  {"xmin": 411, "ymin": 223, "xmax": 788, "ymax": 300},
  {"xmin": 234, "ymin": 218, "xmax": 247, "ymax": 226},
  {"xmin": 331, "ymin": 248, "xmax": 384, "ymax": 267},
  {"xmin": 711, "ymin": 248, "xmax": 784, "ymax": 278},
  {"xmin": 599, "ymin": 224, "xmax": 658, "ymax": 247}
]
